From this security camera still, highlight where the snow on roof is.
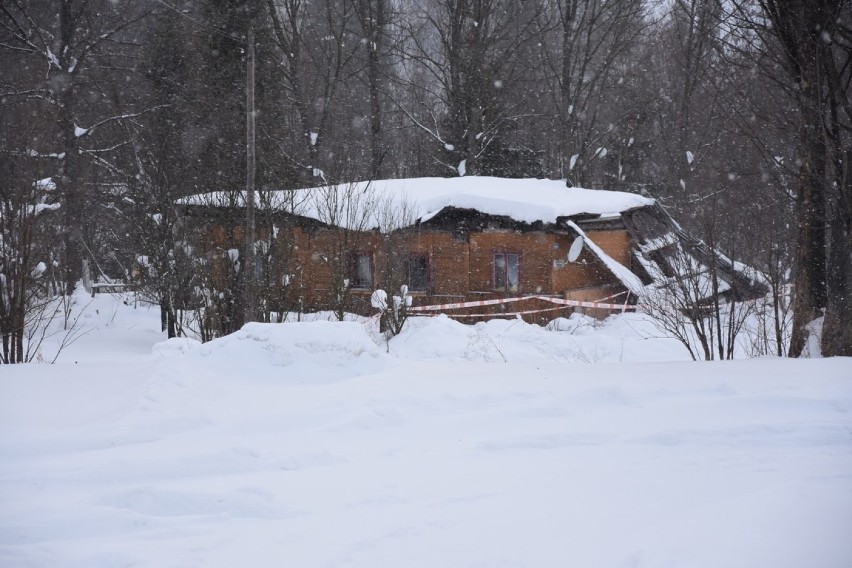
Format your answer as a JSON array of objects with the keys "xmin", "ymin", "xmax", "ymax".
[{"xmin": 178, "ymin": 176, "xmax": 654, "ymax": 229}]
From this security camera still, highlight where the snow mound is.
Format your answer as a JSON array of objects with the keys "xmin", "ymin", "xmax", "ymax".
[
  {"xmin": 4, "ymin": 293, "xmax": 852, "ymax": 568},
  {"xmin": 206, "ymin": 321, "xmax": 383, "ymax": 362},
  {"xmin": 189, "ymin": 321, "xmax": 390, "ymax": 383},
  {"xmin": 152, "ymin": 337, "xmax": 202, "ymax": 359},
  {"xmin": 390, "ymin": 313, "xmax": 687, "ymax": 363},
  {"xmin": 545, "ymin": 314, "xmax": 596, "ymax": 334}
]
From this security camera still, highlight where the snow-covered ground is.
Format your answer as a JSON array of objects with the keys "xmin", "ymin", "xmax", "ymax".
[{"xmin": 1, "ymin": 293, "xmax": 851, "ymax": 567}]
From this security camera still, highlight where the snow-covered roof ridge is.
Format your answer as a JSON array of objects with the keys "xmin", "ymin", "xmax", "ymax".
[{"xmin": 178, "ymin": 176, "xmax": 655, "ymax": 229}]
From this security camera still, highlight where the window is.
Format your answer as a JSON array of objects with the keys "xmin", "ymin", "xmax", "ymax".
[
  {"xmin": 407, "ymin": 254, "xmax": 429, "ymax": 292},
  {"xmin": 493, "ymin": 252, "xmax": 519, "ymax": 293},
  {"xmin": 351, "ymin": 252, "xmax": 373, "ymax": 289}
]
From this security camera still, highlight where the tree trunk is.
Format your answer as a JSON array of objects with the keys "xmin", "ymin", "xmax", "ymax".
[
  {"xmin": 167, "ymin": 310, "xmax": 177, "ymax": 339},
  {"xmin": 822, "ymin": 145, "xmax": 852, "ymax": 356},
  {"xmin": 355, "ymin": 0, "xmax": 388, "ymax": 179},
  {"xmin": 55, "ymin": 1, "xmax": 83, "ymax": 297},
  {"xmin": 788, "ymin": 72, "xmax": 828, "ymax": 356},
  {"xmin": 560, "ymin": 0, "xmax": 578, "ymax": 181}
]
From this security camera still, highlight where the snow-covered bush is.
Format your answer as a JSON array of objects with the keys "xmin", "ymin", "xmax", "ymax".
[{"xmin": 371, "ymin": 285, "xmax": 412, "ymax": 338}]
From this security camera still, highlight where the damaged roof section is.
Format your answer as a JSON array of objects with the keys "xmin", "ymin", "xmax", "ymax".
[{"xmin": 622, "ymin": 203, "xmax": 768, "ymax": 301}]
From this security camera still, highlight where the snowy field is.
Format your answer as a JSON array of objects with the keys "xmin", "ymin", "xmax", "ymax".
[{"xmin": 1, "ymin": 293, "xmax": 851, "ymax": 568}]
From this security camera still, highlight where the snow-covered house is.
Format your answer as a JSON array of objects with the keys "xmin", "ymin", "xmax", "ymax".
[{"xmin": 177, "ymin": 177, "xmax": 763, "ymax": 321}]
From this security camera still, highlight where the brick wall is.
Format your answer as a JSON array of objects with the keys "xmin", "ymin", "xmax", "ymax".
[{"xmin": 201, "ymin": 221, "xmax": 634, "ymax": 319}]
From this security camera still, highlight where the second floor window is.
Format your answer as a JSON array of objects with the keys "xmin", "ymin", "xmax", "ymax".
[{"xmin": 494, "ymin": 252, "xmax": 519, "ymax": 293}]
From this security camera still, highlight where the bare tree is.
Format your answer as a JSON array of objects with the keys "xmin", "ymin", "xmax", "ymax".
[
  {"xmin": 641, "ymin": 241, "xmax": 755, "ymax": 360},
  {"xmin": 253, "ymin": 188, "xmax": 311, "ymax": 322},
  {"xmin": 311, "ymin": 181, "xmax": 379, "ymax": 320},
  {"xmin": 1, "ymin": 0, "xmax": 152, "ymax": 294},
  {"xmin": 266, "ymin": 0, "xmax": 362, "ymax": 184},
  {"xmin": 371, "ymin": 191, "xmax": 419, "ymax": 334},
  {"xmin": 731, "ymin": 0, "xmax": 850, "ymax": 356},
  {"xmin": 820, "ymin": 5, "xmax": 852, "ymax": 357},
  {"xmin": 0, "ymin": 156, "xmax": 60, "ymax": 363},
  {"xmin": 351, "ymin": 0, "xmax": 396, "ymax": 178},
  {"xmin": 535, "ymin": 0, "xmax": 647, "ymax": 185},
  {"xmin": 397, "ymin": 0, "xmax": 547, "ymax": 176}
]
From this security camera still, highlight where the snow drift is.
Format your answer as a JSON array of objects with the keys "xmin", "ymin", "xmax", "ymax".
[{"xmin": 1, "ymin": 294, "xmax": 850, "ymax": 568}]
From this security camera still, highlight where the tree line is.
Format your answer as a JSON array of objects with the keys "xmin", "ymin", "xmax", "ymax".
[{"xmin": 1, "ymin": 0, "xmax": 850, "ymax": 361}]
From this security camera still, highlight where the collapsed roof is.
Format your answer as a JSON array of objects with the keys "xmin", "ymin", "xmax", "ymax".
[{"xmin": 178, "ymin": 177, "xmax": 765, "ymax": 302}]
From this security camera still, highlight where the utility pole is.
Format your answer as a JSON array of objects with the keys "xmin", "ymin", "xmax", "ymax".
[{"xmin": 244, "ymin": 26, "xmax": 257, "ymax": 323}]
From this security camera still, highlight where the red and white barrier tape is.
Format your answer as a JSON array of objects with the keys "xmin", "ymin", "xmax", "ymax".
[
  {"xmin": 417, "ymin": 305, "xmax": 570, "ymax": 319},
  {"xmin": 409, "ymin": 293, "xmax": 637, "ymax": 313},
  {"xmin": 586, "ymin": 290, "xmax": 628, "ymax": 303},
  {"xmin": 408, "ymin": 295, "xmax": 535, "ymax": 312},
  {"xmin": 531, "ymin": 295, "xmax": 636, "ymax": 311}
]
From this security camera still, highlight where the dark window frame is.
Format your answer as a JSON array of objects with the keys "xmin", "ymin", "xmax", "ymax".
[
  {"xmin": 493, "ymin": 251, "xmax": 520, "ymax": 293},
  {"xmin": 407, "ymin": 253, "xmax": 430, "ymax": 292},
  {"xmin": 350, "ymin": 250, "xmax": 374, "ymax": 289}
]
